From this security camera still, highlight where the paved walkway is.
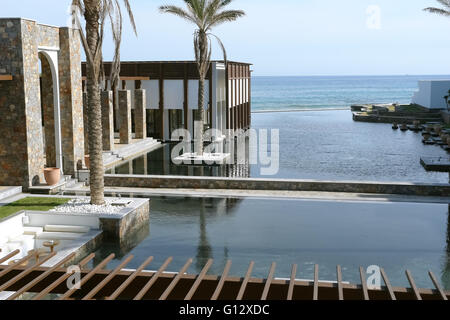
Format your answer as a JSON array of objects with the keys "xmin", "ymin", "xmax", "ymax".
[{"xmin": 66, "ymin": 185, "xmax": 450, "ymax": 204}]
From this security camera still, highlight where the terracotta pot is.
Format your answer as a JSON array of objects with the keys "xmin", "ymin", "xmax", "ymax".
[
  {"xmin": 44, "ymin": 168, "xmax": 60, "ymax": 186},
  {"xmin": 85, "ymin": 155, "xmax": 90, "ymax": 169}
]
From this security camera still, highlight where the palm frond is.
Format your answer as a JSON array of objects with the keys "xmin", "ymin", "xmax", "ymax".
[
  {"xmin": 207, "ymin": 9, "xmax": 245, "ymax": 29},
  {"xmin": 122, "ymin": 0, "xmax": 137, "ymax": 35},
  {"xmin": 436, "ymin": 0, "xmax": 450, "ymax": 10},
  {"xmin": 160, "ymin": 5, "xmax": 197, "ymax": 25},
  {"xmin": 424, "ymin": 7, "xmax": 450, "ymax": 16},
  {"xmin": 207, "ymin": 32, "xmax": 227, "ymax": 64}
]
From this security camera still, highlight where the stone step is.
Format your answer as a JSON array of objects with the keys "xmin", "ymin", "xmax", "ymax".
[{"xmin": 0, "ymin": 186, "xmax": 22, "ymax": 202}]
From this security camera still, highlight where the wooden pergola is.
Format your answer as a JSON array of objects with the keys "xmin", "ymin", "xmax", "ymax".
[{"xmin": 0, "ymin": 249, "xmax": 448, "ymax": 300}]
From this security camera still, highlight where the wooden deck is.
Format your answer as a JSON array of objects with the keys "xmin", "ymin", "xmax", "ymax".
[{"xmin": 0, "ymin": 250, "xmax": 449, "ymax": 300}]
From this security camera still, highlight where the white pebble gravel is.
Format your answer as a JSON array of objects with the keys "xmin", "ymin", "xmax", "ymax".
[{"xmin": 49, "ymin": 198, "xmax": 128, "ymax": 215}]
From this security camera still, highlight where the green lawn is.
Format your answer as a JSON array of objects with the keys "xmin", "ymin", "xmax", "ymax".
[{"xmin": 0, "ymin": 197, "xmax": 70, "ymax": 220}]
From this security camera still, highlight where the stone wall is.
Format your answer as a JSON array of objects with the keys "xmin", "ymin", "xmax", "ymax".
[
  {"xmin": 104, "ymin": 174, "xmax": 450, "ymax": 197},
  {"xmin": 134, "ymin": 89, "xmax": 147, "ymax": 139},
  {"xmin": 101, "ymin": 91, "xmax": 114, "ymax": 151},
  {"xmin": 0, "ymin": 18, "xmax": 46, "ymax": 188},
  {"xmin": 37, "ymin": 24, "xmax": 60, "ymax": 48},
  {"xmin": 99, "ymin": 199, "xmax": 150, "ymax": 243},
  {"xmin": 119, "ymin": 90, "xmax": 132, "ymax": 144},
  {"xmin": 0, "ymin": 18, "xmax": 86, "ymax": 188}
]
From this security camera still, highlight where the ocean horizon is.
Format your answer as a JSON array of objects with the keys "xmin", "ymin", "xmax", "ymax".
[{"xmin": 251, "ymin": 75, "xmax": 450, "ymax": 112}]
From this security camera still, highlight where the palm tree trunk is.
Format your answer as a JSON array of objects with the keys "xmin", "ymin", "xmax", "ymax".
[
  {"xmin": 85, "ymin": 2, "xmax": 105, "ymax": 205},
  {"xmin": 196, "ymin": 76, "xmax": 205, "ymax": 156}
]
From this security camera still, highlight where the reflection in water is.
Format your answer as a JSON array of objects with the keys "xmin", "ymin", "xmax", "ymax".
[
  {"xmin": 443, "ymin": 204, "xmax": 450, "ymax": 287},
  {"xmin": 195, "ymin": 198, "xmax": 213, "ymax": 272},
  {"xmin": 106, "ymin": 142, "xmax": 251, "ymax": 178},
  {"xmin": 87, "ymin": 223, "xmax": 150, "ymax": 268},
  {"xmin": 80, "ymin": 196, "xmax": 449, "ymax": 289}
]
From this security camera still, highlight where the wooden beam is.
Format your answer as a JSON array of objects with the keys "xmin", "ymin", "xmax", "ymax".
[
  {"xmin": 107, "ymin": 256, "xmax": 154, "ymax": 300},
  {"xmin": 82, "ymin": 255, "xmax": 134, "ymax": 300},
  {"xmin": 261, "ymin": 262, "xmax": 276, "ymax": 300},
  {"xmin": 211, "ymin": 260, "xmax": 232, "ymax": 300},
  {"xmin": 0, "ymin": 251, "xmax": 35, "ymax": 278},
  {"xmin": 236, "ymin": 261, "xmax": 254, "ymax": 300},
  {"xmin": 33, "ymin": 253, "xmax": 95, "ymax": 300},
  {"xmin": 313, "ymin": 264, "xmax": 319, "ymax": 300},
  {"xmin": 380, "ymin": 268, "xmax": 396, "ymax": 300},
  {"xmin": 185, "ymin": 259, "xmax": 214, "ymax": 300},
  {"xmin": 134, "ymin": 257, "xmax": 173, "ymax": 300},
  {"xmin": 405, "ymin": 270, "xmax": 421, "ymax": 300},
  {"xmin": 287, "ymin": 264, "xmax": 297, "ymax": 301},
  {"xmin": 0, "ymin": 75, "xmax": 13, "ymax": 81},
  {"xmin": 359, "ymin": 266, "xmax": 370, "ymax": 300},
  {"xmin": 159, "ymin": 258, "xmax": 193, "ymax": 300},
  {"xmin": 58, "ymin": 254, "xmax": 115, "ymax": 300},
  {"xmin": 428, "ymin": 271, "xmax": 448, "ymax": 300},
  {"xmin": 82, "ymin": 76, "xmax": 150, "ymax": 81},
  {"xmin": 0, "ymin": 252, "xmax": 57, "ymax": 293},
  {"xmin": 336, "ymin": 265, "xmax": 344, "ymax": 300},
  {"xmin": 0, "ymin": 250, "xmax": 20, "ymax": 265},
  {"xmin": 7, "ymin": 253, "xmax": 76, "ymax": 300}
]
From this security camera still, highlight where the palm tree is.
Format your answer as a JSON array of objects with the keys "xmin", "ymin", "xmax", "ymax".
[
  {"xmin": 160, "ymin": 0, "xmax": 245, "ymax": 156},
  {"xmin": 71, "ymin": 0, "xmax": 136, "ymax": 204},
  {"xmin": 424, "ymin": 0, "xmax": 450, "ymax": 17}
]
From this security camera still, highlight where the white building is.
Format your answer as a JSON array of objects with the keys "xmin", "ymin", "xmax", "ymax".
[{"xmin": 411, "ymin": 80, "xmax": 450, "ymax": 109}]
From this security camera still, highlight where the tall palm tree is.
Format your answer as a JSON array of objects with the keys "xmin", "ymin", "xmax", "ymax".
[
  {"xmin": 71, "ymin": 0, "xmax": 136, "ymax": 205},
  {"xmin": 424, "ymin": 0, "xmax": 450, "ymax": 17},
  {"xmin": 160, "ymin": 0, "xmax": 245, "ymax": 156}
]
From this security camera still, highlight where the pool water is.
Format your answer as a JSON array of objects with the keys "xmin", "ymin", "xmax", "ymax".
[
  {"xmin": 106, "ymin": 110, "xmax": 449, "ymax": 183},
  {"xmin": 86, "ymin": 196, "xmax": 450, "ymax": 290}
]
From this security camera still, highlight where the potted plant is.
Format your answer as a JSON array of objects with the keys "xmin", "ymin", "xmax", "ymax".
[{"xmin": 44, "ymin": 167, "xmax": 61, "ymax": 186}]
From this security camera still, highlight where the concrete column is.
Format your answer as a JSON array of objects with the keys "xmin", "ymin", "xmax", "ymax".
[
  {"xmin": 101, "ymin": 91, "xmax": 115, "ymax": 151},
  {"xmin": 134, "ymin": 89, "xmax": 147, "ymax": 139},
  {"xmin": 143, "ymin": 154, "xmax": 148, "ymax": 175},
  {"xmin": 119, "ymin": 90, "xmax": 132, "ymax": 144}
]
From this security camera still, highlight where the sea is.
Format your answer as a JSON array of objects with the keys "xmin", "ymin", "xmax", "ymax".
[
  {"xmin": 250, "ymin": 75, "xmax": 450, "ymax": 183},
  {"xmin": 251, "ymin": 75, "xmax": 450, "ymax": 112}
]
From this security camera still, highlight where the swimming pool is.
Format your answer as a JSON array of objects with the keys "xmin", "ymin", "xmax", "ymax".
[{"xmin": 85, "ymin": 196, "xmax": 450, "ymax": 290}]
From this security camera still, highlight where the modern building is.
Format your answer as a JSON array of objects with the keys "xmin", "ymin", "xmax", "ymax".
[
  {"xmin": 82, "ymin": 61, "xmax": 252, "ymax": 142},
  {"xmin": 411, "ymin": 80, "xmax": 450, "ymax": 110},
  {"xmin": 0, "ymin": 17, "xmax": 252, "ymax": 189}
]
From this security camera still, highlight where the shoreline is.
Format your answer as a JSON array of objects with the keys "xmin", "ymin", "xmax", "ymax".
[{"xmin": 252, "ymin": 107, "xmax": 349, "ymax": 114}]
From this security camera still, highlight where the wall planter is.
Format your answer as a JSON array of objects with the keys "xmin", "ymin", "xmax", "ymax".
[{"xmin": 44, "ymin": 168, "xmax": 61, "ymax": 186}]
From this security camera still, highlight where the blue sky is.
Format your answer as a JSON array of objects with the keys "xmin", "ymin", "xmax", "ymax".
[{"xmin": 2, "ymin": 0, "xmax": 450, "ymax": 76}]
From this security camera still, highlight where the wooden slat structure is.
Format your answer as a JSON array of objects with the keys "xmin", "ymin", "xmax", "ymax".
[{"xmin": 0, "ymin": 250, "xmax": 449, "ymax": 300}]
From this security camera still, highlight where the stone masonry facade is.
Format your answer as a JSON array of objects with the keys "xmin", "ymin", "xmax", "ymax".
[{"xmin": 0, "ymin": 18, "xmax": 85, "ymax": 188}]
